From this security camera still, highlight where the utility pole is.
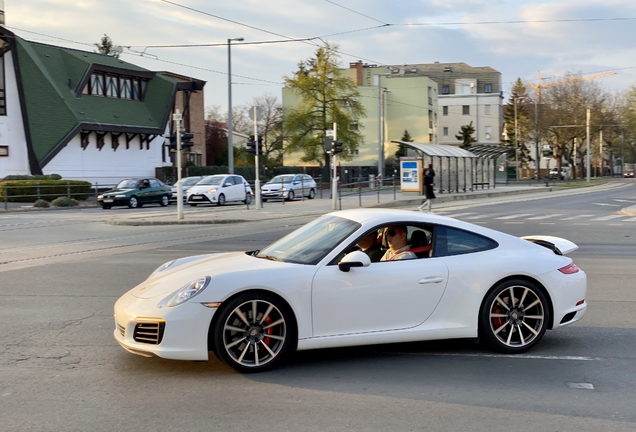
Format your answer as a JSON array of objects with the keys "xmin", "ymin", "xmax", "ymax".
[
  {"xmin": 252, "ymin": 106, "xmax": 261, "ymax": 209},
  {"xmin": 332, "ymin": 122, "xmax": 338, "ymax": 210},
  {"xmin": 514, "ymin": 98, "xmax": 520, "ymax": 181},
  {"xmin": 586, "ymin": 108, "xmax": 591, "ymax": 182}
]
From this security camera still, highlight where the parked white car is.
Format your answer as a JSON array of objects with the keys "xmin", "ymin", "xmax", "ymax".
[
  {"xmin": 170, "ymin": 176, "xmax": 203, "ymax": 203},
  {"xmin": 114, "ymin": 209, "xmax": 587, "ymax": 373},
  {"xmin": 186, "ymin": 174, "xmax": 253, "ymax": 206},
  {"xmin": 261, "ymin": 174, "xmax": 316, "ymax": 201}
]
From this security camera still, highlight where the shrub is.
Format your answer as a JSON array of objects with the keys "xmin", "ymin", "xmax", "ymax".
[
  {"xmin": 51, "ymin": 197, "xmax": 79, "ymax": 207},
  {"xmin": 0, "ymin": 180, "xmax": 92, "ymax": 202},
  {"xmin": 49, "ymin": 174, "xmax": 62, "ymax": 180},
  {"xmin": 33, "ymin": 199, "xmax": 50, "ymax": 208}
]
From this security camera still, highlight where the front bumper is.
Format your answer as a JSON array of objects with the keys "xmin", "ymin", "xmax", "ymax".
[
  {"xmin": 187, "ymin": 194, "xmax": 214, "ymax": 204},
  {"xmin": 113, "ymin": 290, "xmax": 217, "ymax": 361},
  {"xmin": 98, "ymin": 197, "xmax": 129, "ymax": 206}
]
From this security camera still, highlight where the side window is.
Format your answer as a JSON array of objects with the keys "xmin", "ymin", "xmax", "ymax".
[
  {"xmin": 433, "ymin": 226, "xmax": 497, "ymax": 257},
  {"xmin": 149, "ymin": 179, "xmax": 160, "ymax": 188}
]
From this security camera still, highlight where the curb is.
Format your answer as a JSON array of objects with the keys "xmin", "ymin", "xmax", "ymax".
[
  {"xmin": 106, "ymin": 218, "xmax": 249, "ymax": 226},
  {"xmin": 619, "ymin": 206, "xmax": 636, "ymax": 217}
]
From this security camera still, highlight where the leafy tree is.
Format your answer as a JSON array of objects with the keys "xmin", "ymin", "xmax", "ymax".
[
  {"xmin": 395, "ymin": 129, "xmax": 413, "ymax": 159},
  {"xmin": 502, "ymin": 78, "xmax": 533, "ymax": 167},
  {"xmin": 94, "ymin": 34, "xmax": 120, "ymax": 58},
  {"xmin": 283, "ymin": 42, "xmax": 366, "ymax": 166},
  {"xmin": 621, "ymin": 86, "xmax": 636, "ymax": 166},
  {"xmin": 455, "ymin": 122, "xmax": 477, "ymax": 149}
]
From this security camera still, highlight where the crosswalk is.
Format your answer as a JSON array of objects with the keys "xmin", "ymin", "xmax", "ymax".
[{"xmin": 435, "ymin": 211, "xmax": 636, "ymax": 223}]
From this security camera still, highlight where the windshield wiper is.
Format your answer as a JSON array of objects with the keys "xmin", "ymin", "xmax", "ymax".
[{"xmin": 257, "ymin": 254, "xmax": 280, "ymax": 261}]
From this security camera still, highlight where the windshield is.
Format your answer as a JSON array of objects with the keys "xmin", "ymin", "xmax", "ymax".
[
  {"xmin": 116, "ymin": 179, "xmax": 140, "ymax": 189},
  {"xmin": 269, "ymin": 175, "xmax": 294, "ymax": 184},
  {"xmin": 257, "ymin": 215, "xmax": 361, "ymax": 265},
  {"xmin": 178, "ymin": 177, "xmax": 201, "ymax": 187},
  {"xmin": 197, "ymin": 176, "xmax": 224, "ymax": 186}
]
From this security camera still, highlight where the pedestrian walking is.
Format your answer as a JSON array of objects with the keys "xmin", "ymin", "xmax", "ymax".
[{"xmin": 419, "ymin": 167, "xmax": 436, "ymax": 212}]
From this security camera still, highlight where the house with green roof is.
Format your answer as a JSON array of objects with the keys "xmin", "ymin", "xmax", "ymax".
[{"xmin": 0, "ymin": 27, "xmax": 205, "ymax": 184}]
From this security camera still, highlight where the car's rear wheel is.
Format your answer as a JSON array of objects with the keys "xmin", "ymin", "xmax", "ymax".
[
  {"xmin": 217, "ymin": 194, "xmax": 226, "ymax": 206},
  {"xmin": 243, "ymin": 193, "xmax": 252, "ymax": 205},
  {"xmin": 128, "ymin": 196, "xmax": 139, "ymax": 209},
  {"xmin": 160, "ymin": 195, "xmax": 170, "ymax": 206},
  {"xmin": 308, "ymin": 188, "xmax": 315, "ymax": 199},
  {"xmin": 480, "ymin": 279, "xmax": 550, "ymax": 354},
  {"xmin": 213, "ymin": 292, "xmax": 296, "ymax": 373},
  {"xmin": 287, "ymin": 190, "xmax": 295, "ymax": 201},
  {"xmin": 101, "ymin": 205, "xmax": 111, "ymax": 210}
]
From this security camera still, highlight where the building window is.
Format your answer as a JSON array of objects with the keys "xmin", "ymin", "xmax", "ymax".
[
  {"xmin": 485, "ymin": 104, "xmax": 491, "ymax": 115},
  {"xmin": 349, "ymin": 123, "xmax": 359, "ymax": 131},
  {"xmin": 442, "ymin": 84, "xmax": 449, "ymax": 94},
  {"xmin": 442, "ymin": 106, "xmax": 448, "ymax": 116},
  {"xmin": 429, "ymin": 134, "xmax": 433, "ymax": 143},
  {"xmin": 443, "ymin": 127, "xmax": 448, "ymax": 136},
  {"xmin": 85, "ymin": 71, "xmax": 148, "ymax": 101},
  {"xmin": 485, "ymin": 83, "xmax": 492, "ymax": 93},
  {"xmin": 462, "ymin": 105, "xmax": 470, "ymax": 115},
  {"xmin": 0, "ymin": 55, "xmax": 5, "ymax": 116},
  {"xmin": 485, "ymin": 126, "xmax": 492, "ymax": 139}
]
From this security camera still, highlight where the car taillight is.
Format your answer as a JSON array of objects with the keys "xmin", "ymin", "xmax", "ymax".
[{"xmin": 559, "ymin": 263, "xmax": 579, "ymax": 274}]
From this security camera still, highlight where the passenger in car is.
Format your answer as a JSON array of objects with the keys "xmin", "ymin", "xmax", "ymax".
[
  {"xmin": 380, "ymin": 225, "xmax": 417, "ymax": 261},
  {"xmin": 356, "ymin": 231, "xmax": 384, "ymax": 262}
]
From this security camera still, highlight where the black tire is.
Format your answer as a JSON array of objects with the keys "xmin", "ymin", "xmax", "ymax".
[
  {"xmin": 128, "ymin": 196, "xmax": 139, "ymax": 209},
  {"xmin": 160, "ymin": 195, "xmax": 170, "ymax": 207},
  {"xmin": 243, "ymin": 193, "xmax": 252, "ymax": 205},
  {"xmin": 262, "ymin": 198, "xmax": 268, "ymax": 202},
  {"xmin": 212, "ymin": 292, "xmax": 296, "ymax": 373},
  {"xmin": 286, "ymin": 190, "xmax": 295, "ymax": 201},
  {"xmin": 308, "ymin": 188, "xmax": 315, "ymax": 199},
  {"xmin": 479, "ymin": 279, "xmax": 550, "ymax": 354},
  {"xmin": 101, "ymin": 205, "xmax": 111, "ymax": 210},
  {"xmin": 217, "ymin": 194, "xmax": 226, "ymax": 206},
  {"xmin": 189, "ymin": 203, "xmax": 198, "ymax": 207}
]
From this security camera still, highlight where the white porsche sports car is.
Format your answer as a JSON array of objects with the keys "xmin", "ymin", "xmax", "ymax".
[{"xmin": 114, "ymin": 209, "xmax": 587, "ymax": 373}]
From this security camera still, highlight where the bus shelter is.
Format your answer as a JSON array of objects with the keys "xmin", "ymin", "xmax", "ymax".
[{"xmin": 392, "ymin": 142, "xmax": 510, "ymax": 194}]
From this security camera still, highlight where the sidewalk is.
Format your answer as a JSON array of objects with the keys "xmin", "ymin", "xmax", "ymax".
[{"xmin": 105, "ymin": 180, "xmax": 631, "ymax": 226}]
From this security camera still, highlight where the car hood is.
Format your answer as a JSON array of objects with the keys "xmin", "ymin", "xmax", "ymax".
[
  {"xmin": 130, "ymin": 252, "xmax": 294, "ymax": 299},
  {"xmin": 262, "ymin": 182, "xmax": 288, "ymax": 189},
  {"xmin": 103, "ymin": 188, "xmax": 136, "ymax": 196},
  {"xmin": 188, "ymin": 185, "xmax": 218, "ymax": 192}
]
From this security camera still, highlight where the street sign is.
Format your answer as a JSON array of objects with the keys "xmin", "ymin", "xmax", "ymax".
[
  {"xmin": 326, "ymin": 129, "xmax": 334, "ymax": 137},
  {"xmin": 249, "ymin": 106, "xmax": 263, "ymax": 121},
  {"xmin": 172, "ymin": 113, "xmax": 182, "ymax": 121}
]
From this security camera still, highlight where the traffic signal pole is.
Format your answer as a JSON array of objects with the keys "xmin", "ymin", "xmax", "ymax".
[
  {"xmin": 332, "ymin": 122, "xmax": 338, "ymax": 210},
  {"xmin": 173, "ymin": 110, "xmax": 184, "ymax": 220}
]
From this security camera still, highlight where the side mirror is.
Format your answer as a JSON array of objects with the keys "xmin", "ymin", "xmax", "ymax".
[
  {"xmin": 224, "ymin": 182, "xmax": 233, "ymax": 187},
  {"xmin": 338, "ymin": 250, "xmax": 371, "ymax": 272}
]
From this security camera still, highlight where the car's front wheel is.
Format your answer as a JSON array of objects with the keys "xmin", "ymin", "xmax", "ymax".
[
  {"xmin": 217, "ymin": 194, "xmax": 226, "ymax": 206},
  {"xmin": 308, "ymin": 188, "xmax": 315, "ymax": 199},
  {"xmin": 160, "ymin": 195, "xmax": 170, "ymax": 206},
  {"xmin": 243, "ymin": 193, "xmax": 252, "ymax": 205},
  {"xmin": 480, "ymin": 279, "xmax": 550, "ymax": 354},
  {"xmin": 128, "ymin": 196, "xmax": 139, "ymax": 209},
  {"xmin": 212, "ymin": 292, "xmax": 296, "ymax": 373},
  {"xmin": 286, "ymin": 190, "xmax": 295, "ymax": 201}
]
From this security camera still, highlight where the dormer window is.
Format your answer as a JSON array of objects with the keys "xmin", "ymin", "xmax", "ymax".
[{"xmin": 82, "ymin": 71, "xmax": 149, "ymax": 101}]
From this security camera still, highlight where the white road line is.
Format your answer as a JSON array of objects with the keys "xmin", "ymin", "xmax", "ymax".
[
  {"xmin": 496, "ymin": 214, "xmax": 533, "ymax": 220},
  {"xmin": 394, "ymin": 352, "xmax": 601, "ymax": 361},
  {"xmin": 444, "ymin": 212, "xmax": 478, "ymax": 218},
  {"xmin": 593, "ymin": 203, "xmax": 620, "ymax": 207},
  {"xmin": 526, "ymin": 214, "xmax": 563, "ymax": 220},
  {"xmin": 625, "ymin": 217, "xmax": 636, "ymax": 222},
  {"xmin": 464, "ymin": 214, "xmax": 490, "ymax": 220},
  {"xmin": 591, "ymin": 215, "xmax": 625, "ymax": 221},
  {"xmin": 560, "ymin": 214, "xmax": 595, "ymax": 220}
]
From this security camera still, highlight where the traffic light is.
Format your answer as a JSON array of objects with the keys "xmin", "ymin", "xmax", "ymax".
[
  {"xmin": 257, "ymin": 135, "xmax": 264, "ymax": 155},
  {"xmin": 181, "ymin": 132, "xmax": 194, "ymax": 150},
  {"xmin": 168, "ymin": 132, "xmax": 177, "ymax": 150},
  {"xmin": 323, "ymin": 138, "xmax": 332, "ymax": 153},
  {"xmin": 247, "ymin": 135, "xmax": 257, "ymax": 155},
  {"xmin": 332, "ymin": 140, "xmax": 343, "ymax": 154},
  {"xmin": 542, "ymin": 147, "xmax": 553, "ymax": 158}
]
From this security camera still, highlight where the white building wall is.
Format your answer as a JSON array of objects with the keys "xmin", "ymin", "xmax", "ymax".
[
  {"xmin": 0, "ymin": 53, "xmax": 30, "ymax": 178},
  {"xmin": 438, "ymin": 93, "xmax": 501, "ymax": 145},
  {"xmin": 43, "ymin": 134, "xmax": 166, "ymax": 185}
]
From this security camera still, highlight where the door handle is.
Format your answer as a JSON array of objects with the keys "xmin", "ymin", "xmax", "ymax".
[{"xmin": 419, "ymin": 277, "xmax": 445, "ymax": 284}]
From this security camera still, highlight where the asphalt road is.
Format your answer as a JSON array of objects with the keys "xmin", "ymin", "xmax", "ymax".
[{"xmin": 1, "ymin": 184, "xmax": 635, "ymax": 431}]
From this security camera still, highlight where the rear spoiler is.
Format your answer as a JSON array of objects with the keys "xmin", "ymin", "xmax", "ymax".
[{"xmin": 521, "ymin": 235, "xmax": 579, "ymax": 255}]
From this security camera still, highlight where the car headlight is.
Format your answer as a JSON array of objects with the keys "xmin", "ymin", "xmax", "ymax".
[
  {"xmin": 280, "ymin": 187, "xmax": 287, "ymax": 192},
  {"xmin": 165, "ymin": 276, "xmax": 211, "ymax": 307},
  {"xmin": 97, "ymin": 195, "xmax": 103, "ymax": 199},
  {"xmin": 207, "ymin": 188, "xmax": 217, "ymax": 194},
  {"xmin": 115, "ymin": 194, "xmax": 126, "ymax": 198},
  {"xmin": 151, "ymin": 259, "xmax": 176, "ymax": 275}
]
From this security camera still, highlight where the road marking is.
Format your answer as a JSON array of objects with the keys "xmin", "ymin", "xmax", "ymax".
[
  {"xmin": 593, "ymin": 203, "xmax": 620, "ymax": 207},
  {"xmin": 539, "ymin": 222, "xmax": 555, "ymax": 225},
  {"xmin": 613, "ymin": 199, "xmax": 636, "ymax": 203},
  {"xmin": 464, "ymin": 214, "xmax": 489, "ymax": 220},
  {"xmin": 444, "ymin": 212, "xmax": 478, "ymax": 218},
  {"xmin": 625, "ymin": 217, "xmax": 636, "ymax": 222},
  {"xmin": 505, "ymin": 222, "xmax": 524, "ymax": 224},
  {"xmin": 572, "ymin": 223, "xmax": 590, "ymax": 226},
  {"xmin": 395, "ymin": 352, "xmax": 601, "ymax": 361},
  {"xmin": 592, "ymin": 214, "xmax": 625, "ymax": 221},
  {"xmin": 560, "ymin": 214, "xmax": 595, "ymax": 220},
  {"xmin": 496, "ymin": 214, "xmax": 533, "ymax": 220},
  {"xmin": 527, "ymin": 214, "xmax": 563, "ymax": 220},
  {"xmin": 567, "ymin": 382, "xmax": 595, "ymax": 390}
]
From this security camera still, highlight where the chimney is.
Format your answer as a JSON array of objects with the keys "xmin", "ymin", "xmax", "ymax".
[{"xmin": 353, "ymin": 60, "xmax": 363, "ymax": 86}]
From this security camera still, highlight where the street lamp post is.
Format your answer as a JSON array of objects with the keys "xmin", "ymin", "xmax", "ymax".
[
  {"xmin": 513, "ymin": 97, "xmax": 523, "ymax": 181},
  {"xmin": 227, "ymin": 37, "xmax": 244, "ymax": 174},
  {"xmin": 376, "ymin": 73, "xmax": 390, "ymax": 182}
]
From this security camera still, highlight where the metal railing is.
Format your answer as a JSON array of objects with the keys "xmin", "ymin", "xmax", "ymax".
[
  {"xmin": 337, "ymin": 176, "xmax": 400, "ymax": 210},
  {"xmin": 1, "ymin": 182, "xmax": 100, "ymax": 210}
]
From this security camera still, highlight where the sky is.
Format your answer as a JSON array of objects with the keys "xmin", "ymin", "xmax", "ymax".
[{"xmin": 6, "ymin": 0, "xmax": 636, "ymax": 113}]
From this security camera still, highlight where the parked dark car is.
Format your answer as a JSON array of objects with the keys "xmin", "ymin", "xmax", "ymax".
[{"xmin": 97, "ymin": 178, "xmax": 171, "ymax": 209}]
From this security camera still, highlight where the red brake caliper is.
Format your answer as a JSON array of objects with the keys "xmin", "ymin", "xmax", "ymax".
[
  {"xmin": 262, "ymin": 316, "xmax": 273, "ymax": 348},
  {"xmin": 492, "ymin": 306, "xmax": 503, "ymax": 328}
]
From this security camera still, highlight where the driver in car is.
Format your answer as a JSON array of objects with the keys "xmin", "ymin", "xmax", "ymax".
[
  {"xmin": 356, "ymin": 231, "xmax": 384, "ymax": 262},
  {"xmin": 380, "ymin": 225, "xmax": 417, "ymax": 261}
]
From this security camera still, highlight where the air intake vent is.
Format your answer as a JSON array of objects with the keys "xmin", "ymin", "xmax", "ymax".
[
  {"xmin": 118, "ymin": 323, "xmax": 125, "ymax": 337},
  {"xmin": 133, "ymin": 322, "xmax": 165, "ymax": 345}
]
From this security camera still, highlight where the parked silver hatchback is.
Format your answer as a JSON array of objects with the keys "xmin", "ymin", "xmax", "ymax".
[{"xmin": 261, "ymin": 174, "xmax": 316, "ymax": 201}]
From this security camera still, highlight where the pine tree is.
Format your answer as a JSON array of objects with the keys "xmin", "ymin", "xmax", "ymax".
[
  {"xmin": 455, "ymin": 122, "xmax": 477, "ymax": 149},
  {"xmin": 502, "ymin": 78, "xmax": 532, "ymax": 165},
  {"xmin": 94, "ymin": 34, "xmax": 120, "ymax": 58},
  {"xmin": 395, "ymin": 129, "xmax": 413, "ymax": 159}
]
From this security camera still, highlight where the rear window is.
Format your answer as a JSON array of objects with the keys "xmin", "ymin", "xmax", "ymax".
[{"xmin": 433, "ymin": 226, "xmax": 497, "ymax": 257}]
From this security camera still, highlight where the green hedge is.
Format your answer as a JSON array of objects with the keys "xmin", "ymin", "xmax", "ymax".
[
  {"xmin": 0, "ymin": 180, "xmax": 92, "ymax": 203},
  {"xmin": 3, "ymin": 174, "xmax": 62, "ymax": 181}
]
